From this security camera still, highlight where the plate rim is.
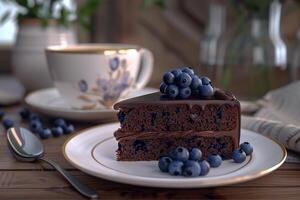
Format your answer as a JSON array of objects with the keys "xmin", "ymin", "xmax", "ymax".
[{"xmin": 62, "ymin": 123, "xmax": 287, "ymax": 188}]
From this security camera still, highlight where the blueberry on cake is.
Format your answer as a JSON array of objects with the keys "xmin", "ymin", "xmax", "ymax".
[{"xmin": 114, "ymin": 67, "xmax": 240, "ymax": 161}]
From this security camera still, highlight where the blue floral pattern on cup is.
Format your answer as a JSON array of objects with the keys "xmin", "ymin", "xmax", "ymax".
[{"xmin": 77, "ymin": 56, "xmax": 133, "ymax": 108}]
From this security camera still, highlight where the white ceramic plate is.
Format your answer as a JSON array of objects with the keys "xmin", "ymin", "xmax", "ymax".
[
  {"xmin": 25, "ymin": 88, "xmax": 157, "ymax": 122},
  {"xmin": 63, "ymin": 123, "xmax": 287, "ymax": 188}
]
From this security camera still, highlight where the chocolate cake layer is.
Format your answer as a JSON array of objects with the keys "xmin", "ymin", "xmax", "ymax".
[{"xmin": 116, "ymin": 131, "xmax": 237, "ymax": 161}]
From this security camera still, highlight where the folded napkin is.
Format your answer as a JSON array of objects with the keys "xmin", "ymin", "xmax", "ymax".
[{"xmin": 240, "ymin": 81, "xmax": 300, "ymax": 162}]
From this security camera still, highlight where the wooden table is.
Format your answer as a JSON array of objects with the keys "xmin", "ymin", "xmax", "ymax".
[{"xmin": 0, "ymin": 105, "xmax": 300, "ymax": 200}]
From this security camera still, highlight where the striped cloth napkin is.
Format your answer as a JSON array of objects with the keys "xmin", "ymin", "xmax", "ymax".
[{"xmin": 240, "ymin": 81, "xmax": 300, "ymax": 162}]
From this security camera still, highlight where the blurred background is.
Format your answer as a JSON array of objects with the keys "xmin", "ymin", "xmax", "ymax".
[{"xmin": 0, "ymin": 0, "xmax": 300, "ymax": 100}]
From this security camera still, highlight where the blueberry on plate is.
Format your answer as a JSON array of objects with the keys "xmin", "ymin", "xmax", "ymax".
[
  {"xmin": 2, "ymin": 118, "xmax": 14, "ymax": 129},
  {"xmin": 19, "ymin": 108, "xmax": 30, "ymax": 120},
  {"xmin": 169, "ymin": 146, "xmax": 189, "ymax": 162},
  {"xmin": 199, "ymin": 84, "xmax": 214, "ymax": 97},
  {"xmin": 166, "ymin": 84, "xmax": 179, "ymax": 99},
  {"xmin": 53, "ymin": 118, "xmax": 67, "ymax": 127},
  {"xmin": 163, "ymin": 72, "xmax": 175, "ymax": 85},
  {"xmin": 63, "ymin": 124, "xmax": 75, "ymax": 134},
  {"xmin": 232, "ymin": 148, "xmax": 246, "ymax": 163},
  {"xmin": 181, "ymin": 67, "xmax": 194, "ymax": 76},
  {"xmin": 52, "ymin": 126, "xmax": 64, "ymax": 137},
  {"xmin": 199, "ymin": 160, "xmax": 210, "ymax": 176},
  {"xmin": 207, "ymin": 154, "xmax": 222, "ymax": 168},
  {"xmin": 179, "ymin": 87, "xmax": 191, "ymax": 99},
  {"xmin": 171, "ymin": 69, "xmax": 182, "ymax": 78},
  {"xmin": 29, "ymin": 120, "xmax": 43, "ymax": 133},
  {"xmin": 190, "ymin": 76, "xmax": 202, "ymax": 90},
  {"xmin": 240, "ymin": 142, "xmax": 253, "ymax": 156},
  {"xmin": 182, "ymin": 160, "xmax": 201, "ymax": 177},
  {"xmin": 201, "ymin": 76, "xmax": 211, "ymax": 85},
  {"xmin": 38, "ymin": 128, "xmax": 52, "ymax": 139},
  {"xmin": 168, "ymin": 160, "xmax": 184, "ymax": 176},
  {"xmin": 158, "ymin": 156, "xmax": 173, "ymax": 172},
  {"xmin": 189, "ymin": 148, "xmax": 202, "ymax": 161},
  {"xmin": 160, "ymin": 82, "xmax": 168, "ymax": 94},
  {"xmin": 176, "ymin": 72, "xmax": 192, "ymax": 88}
]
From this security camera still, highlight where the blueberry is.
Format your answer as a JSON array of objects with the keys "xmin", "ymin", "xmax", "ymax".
[
  {"xmin": 189, "ymin": 148, "xmax": 202, "ymax": 161},
  {"xmin": 29, "ymin": 114, "xmax": 42, "ymax": 122},
  {"xmin": 169, "ymin": 146, "xmax": 189, "ymax": 162},
  {"xmin": 232, "ymin": 148, "xmax": 247, "ymax": 163},
  {"xmin": 181, "ymin": 67, "xmax": 194, "ymax": 76},
  {"xmin": 207, "ymin": 154, "xmax": 222, "ymax": 168},
  {"xmin": 171, "ymin": 69, "xmax": 182, "ymax": 78},
  {"xmin": 163, "ymin": 72, "xmax": 175, "ymax": 84},
  {"xmin": 51, "ymin": 126, "xmax": 64, "ymax": 137},
  {"xmin": 190, "ymin": 76, "xmax": 202, "ymax": 90},
  {"xmin": 176, "ymin": 72, "xmax": 192, "ymax": 88},
  {"xmin": 179, "ymin": 87, "xmax": 191, "ymax": 99},
  {"xmin": 38, "ymin": 128, "xmax": 52, "ymax": 139},
  {"xmin": 201, "ymin": 76, "xmax": 211, "ymax": 85},
  {"xmin": 0, "ymin": 111, "xmax": 5, "ymax": 119},
  {"xmin": 182, "ymin": 160, "xmax": 201, "ymax": 177},
  {"xmin": 240, "ymin": 142, "xmax": 253, "ymax": 156},
  {"xmin": 2, "ymin": 118, "xmax": 14, "ymax": 129},
  {"xmin": 199, "ymin": 84, "xmax": 214, "ymax": 97},
  {"xmin": 199, "ymin": 160, "xmax": 210, "ymax": 176},
  {"xmin": 63, "ymin": 124, "xmax": 75, "ymax": 134},
  {"xmin": 78, "ymin": 79, "xmax": 88, "ymax": 92},
  {"xmin": 166, "ymin": 84, "xmax": 179, "ymax": 99},
  {"xmin": 160, "ymin": 82, "xmax": 168, "ymax": 94},
  {"xmin": 29, "ymin": 120, "xmax": 43, "ymax": 133},
  {"xmin": 168, "ymin": 160, "xmax": 184, "ymax": 176},
  {"xmin": 19, "ymin": 108, "xmax": 30, "ymax": 120},
  {"xmin": 53, "ymin": 118, "xmax": 67, "ymax": 127},
  {"xmin": 158, "ymin": 156, "xmax": 173, "ymax": 172}
]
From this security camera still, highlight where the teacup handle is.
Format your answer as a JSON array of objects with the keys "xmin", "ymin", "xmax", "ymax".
[{"xmin": 134, "ymin": 48, "xmax": 154, "ymax": 89}]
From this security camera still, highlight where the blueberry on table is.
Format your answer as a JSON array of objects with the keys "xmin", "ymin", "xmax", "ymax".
[
  {"xmin": 171, "ymin": 69, "xmax": 182, "ymax": 78},
  {"xmin": 158, "ymin": 156, "xmax": 173, "ymax": 172},
  {"xmin": 182, "ymin": 160, "xmax": 201, "ymax": 177},
  {"xmin": 29, "ymin": 120, "xmax": 43, "ymax": 133},
  {"xmin": 168, "ymin": 160, "xmax": 184, "ymax": 176},
  {"xmin": 199, "ymin": 84, "xmax": 214, "ymax": 97},
  {"xmin": 169, "ymin": 146, "xmax": 189, "ymax": 162},
  {"xmin": 199, "ymin": 160, "xmax": 210, "ymax": 176},
  {"xmin": 19, "ymin": 108, "xmax": 30, "ymax": 120},
  {"xmin": 232, "ymin": 148, "xmax": 246, "ymax": 163},
  {"xmin": 179, "ymin": 87, "xmax": 191, "ymax": 99},
  {"xmin": 0, "ymin": 111, "xmax": 5, "ymax": 119},
  {"xmin": 163, "ymin": 72, "xmax": 175, "ymax": 84},
  {"xmin": 166, "ymin": 84, "xmax": 179, "ymax": 99},
  {"xmin": 189, "ymin": 148, "xmax": 202, "ymax": 161},
  {"xmin": 2, "ymin": 118, "xmax": 14, "ymax": 129},
  {"xmin": 207, "ymin": 154, "xmax": 222, "ymax": 168},
  {"xmin": 240, "ymin": 142, "xmax": 253, "ymax": 156},
  {"xmin": 38, "ymin": 128, "xmax": 52, "ymax": 139},
  {"xmin": 159, "ymin": 82, "xmax": 168, "ymax": 94},
  {"xmin": 181, "ymin": 67, "xmax": 194, "ymax": 76},
  {"xmin": 52, "ymin": 126, "xmax": 64, "ymax": 137},
  {"xmin": 176, "ymin": 72, "xmax": 192, "ymax": 88},
  {"xmin": 201, "ymin": 76, "xmax": 212, "ymax": 85},
  {"xmin": 53, "ymin": 118, "xmax": 67, "ymax": 127},
  {"xmin": 190, "ymin": 76, "xmax": 202, "ymax": 90},
  {"xmin": 63, "ymin": 124, "xmax": 75, "ymax": 134}
]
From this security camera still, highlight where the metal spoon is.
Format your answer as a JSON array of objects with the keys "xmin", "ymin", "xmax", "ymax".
[{"xmin": 7, "ymin": 126, "xmax": 98, "ymax": 199}]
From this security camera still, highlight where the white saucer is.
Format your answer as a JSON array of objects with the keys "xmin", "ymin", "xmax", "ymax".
[
  {"xmin": 25, "ymin": 88, "xmax": 157, "ymax": 122},
  {"xmin": 63, "ymin": 123, "xmax": 287, "ymax": 188}
]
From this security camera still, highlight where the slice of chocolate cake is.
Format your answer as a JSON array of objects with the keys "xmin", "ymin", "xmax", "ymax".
[{"xmin": 114, "ymin": 89, "xmax": 240, "ymax": 161}]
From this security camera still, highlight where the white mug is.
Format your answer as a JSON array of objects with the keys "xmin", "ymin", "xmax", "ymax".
[{"xmin": 46, "ymin": 44, "xmax": 153, "ymax": 109}]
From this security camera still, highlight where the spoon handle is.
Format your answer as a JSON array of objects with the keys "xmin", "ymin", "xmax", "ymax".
[{"xmin": 40, "ymin": 158, "xmax": 98, "ymax": 199}]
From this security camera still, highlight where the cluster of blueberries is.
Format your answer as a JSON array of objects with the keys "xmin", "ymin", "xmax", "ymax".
[
  {"xmin": 158, "ymin": 142, "xmax": 253, "ymax": 177},
  {"xmin": 1, "ymin": 108, "xmax": 74, "ymax": 139},
  {"xmin": 160, "ymin": 67, "xmax": 214, "ymax": 99}
]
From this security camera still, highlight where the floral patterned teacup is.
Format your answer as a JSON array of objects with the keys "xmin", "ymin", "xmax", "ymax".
[{"xmin": 46, "ymin": 44, "xmax": 153, "ymax": 109}]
